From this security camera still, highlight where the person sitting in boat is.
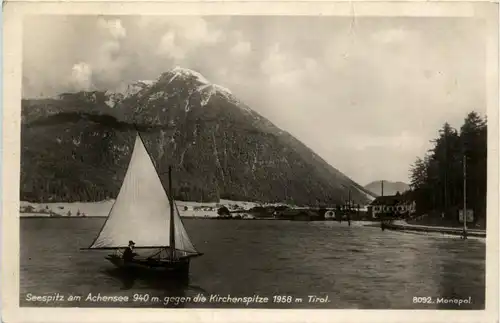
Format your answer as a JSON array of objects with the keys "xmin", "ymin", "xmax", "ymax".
[{"xmin": 123, "ymin": 240, "xmax": 137, "ymax": 262}]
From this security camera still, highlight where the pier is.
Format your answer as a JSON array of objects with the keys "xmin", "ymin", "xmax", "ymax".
[{"xmin": 383, "ymin": 221, "xmax": 486, "ymax": 238}]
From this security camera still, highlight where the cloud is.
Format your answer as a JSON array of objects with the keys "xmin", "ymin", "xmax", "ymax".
[
  {"xmin": 260, "ymin": 44, "xmax": 302, "ymax": 86},
  {"xmin": 260, "ymin": 44, "xmax": 286, "ymax": 74},
  {"xmin": 154, "ymin": 16, "xmax": 224, "ymax": 63},
  {"xmin": 230, "ymin": 40, "xmax": 251, "ymax": 57},
  {"xmin": 97, "ymin": 18, "xmax": 127, "ymax": 39},
  {"xmin": 260, "ymin": 44, "xmax": 319, "ymax": 88},
  {"xmin": 176, "ymin": 17, "xmax": 221, "ymax": 44},
  {"xmin": 53, "ymin": 17, "xmax": 131, "ymax": 92},
  {"xmin": 70, "ymin": 62, "xmax": 92, "ymax": 90},
  {"xmin": 157, "ymin": 31, "xmax": 186, "ymax": 60}
]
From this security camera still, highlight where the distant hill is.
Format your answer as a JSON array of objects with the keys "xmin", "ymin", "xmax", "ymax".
[
  {"xmin": 364, "ymin": 181, "xmax": 410, "ymax": 197},
  {"xmin": 21, "ymin": 66, "xmax": 375, "ymax": 206}
]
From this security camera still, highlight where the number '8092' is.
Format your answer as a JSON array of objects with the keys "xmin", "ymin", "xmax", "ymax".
[{"xmin": 413, "ymin": 296, "xmax": 433, "ymax": 304}]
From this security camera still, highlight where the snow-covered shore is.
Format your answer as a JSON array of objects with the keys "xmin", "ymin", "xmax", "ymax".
[{"xmin": 19, "ymin": 199, "xmax": 261, "ymax": 218}]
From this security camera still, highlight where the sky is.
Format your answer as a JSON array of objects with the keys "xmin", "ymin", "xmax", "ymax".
[{"xmin": 22, "ymin": 15, "xmax": 487, "ymax": 185}]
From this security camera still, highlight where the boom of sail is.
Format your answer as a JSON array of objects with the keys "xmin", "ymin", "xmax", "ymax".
[{"xmin": 88, "ymin": 134, "xmax": 199, "ymax": 258}]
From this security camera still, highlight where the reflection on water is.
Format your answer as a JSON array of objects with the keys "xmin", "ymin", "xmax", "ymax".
[
  {"xmin": 20, "ymin": 218, "xmax": 485, "ymax": 309},
  {"xmin": 102, "ymin": 268, "xmax": 207, "ymax": 308},
  {"xmin": 434, "ymin": 238, "xmax": 485, "ymax": 310}
]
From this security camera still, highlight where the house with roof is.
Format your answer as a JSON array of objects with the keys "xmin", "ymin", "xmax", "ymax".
[{"xmin": 368, "ymin": 192, "xmax": 416, "ymax": 219}]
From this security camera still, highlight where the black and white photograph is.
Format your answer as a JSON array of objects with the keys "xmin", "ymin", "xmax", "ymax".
[{"xmin": 2, "ymin": 1, "xmax": 499, "ymax": 322}]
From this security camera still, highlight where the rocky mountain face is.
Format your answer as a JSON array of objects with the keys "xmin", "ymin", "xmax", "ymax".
[
  {"xmin": 21, "ymin": 67, "xmax": 375, "ymax": 206},
  {"xmin": 364, "ymin": 181, "xmax": 410, "ymax": 197}
]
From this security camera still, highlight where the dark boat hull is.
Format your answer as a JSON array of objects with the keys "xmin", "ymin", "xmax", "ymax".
[{"xmin": 105, "ymin": 255, "xmax": 190, "ymax": 277}]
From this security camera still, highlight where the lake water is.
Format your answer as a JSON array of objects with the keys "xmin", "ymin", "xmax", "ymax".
[{"xmin": 20, "ymin": 218, "xmax": 485, "ymax": 309}]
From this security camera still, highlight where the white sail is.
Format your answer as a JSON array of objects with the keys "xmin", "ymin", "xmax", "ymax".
[
  {"xmin": 89, "ymin": 134, "xmax": 198, "ymax": 254},
  {"xmin": 173, "ymin": 202, "xmax": 197, "ymax": 254}
]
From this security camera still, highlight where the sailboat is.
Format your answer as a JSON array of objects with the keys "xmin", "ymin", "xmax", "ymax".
[{"xmin": 82, "ymin": 132, "xmax": 203, "ymax": 276}]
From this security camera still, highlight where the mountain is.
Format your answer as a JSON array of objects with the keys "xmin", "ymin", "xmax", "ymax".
[
  {"xmin": 21, "ymin": 66, "xmax": 376, "ymax": 206},
  {"xmin": 364, "ymin": 181, "xmax": 410, "ymax": 197}
]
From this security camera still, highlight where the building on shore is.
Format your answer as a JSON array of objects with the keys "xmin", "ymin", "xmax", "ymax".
[{"xmin": 368, "ymin": 192, "xmax": 416, "ymax": 219}]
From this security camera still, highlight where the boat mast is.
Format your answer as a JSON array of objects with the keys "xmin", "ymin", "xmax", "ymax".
[{"xmin": 169, "ymin": 166, "xmax": 177, "ymax": 259}]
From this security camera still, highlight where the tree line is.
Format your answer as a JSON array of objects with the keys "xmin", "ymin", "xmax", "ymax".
[{"xmin": 409, "ymin": 111, "xmax": 487, "ymax": 226}]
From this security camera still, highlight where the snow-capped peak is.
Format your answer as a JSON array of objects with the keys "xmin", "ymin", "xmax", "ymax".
[
  {"xmin": 170, "ymin": 66, "xmax": 210, "ymax": 85},
  {"xmin": 112, "ymin": 80, "xmax": 154, "ymax": 99},
  {"xmin": 212, "ymin": 84, "xmax": 232, "ymax": 95},
  {"xmin": 137, "ymin": 80, "xmax": 155, "ymax": 86},
  {"xmin": 196, "ymin": 83, "xmax": 231, "ymax": 94},
  {"xmin": 196, "ymin": 83, "xmax": 235, "ymax": 107},
  {"xmin": 106, "ymin": 67, "xmax": 252, "ymax": 114}
]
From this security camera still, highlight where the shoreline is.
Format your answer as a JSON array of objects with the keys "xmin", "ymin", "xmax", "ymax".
[
  {"xmin": 382, "ymin": 222, "xmax": 486, "ymax": 238},
  {"xmin": 18, "ymin": 216, "xmax": 380, "ymax": 226}
]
